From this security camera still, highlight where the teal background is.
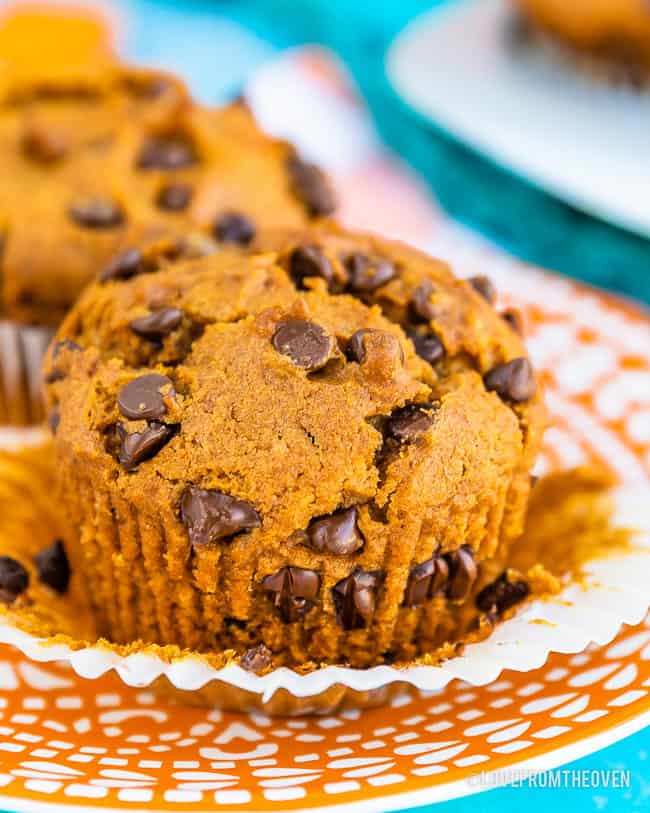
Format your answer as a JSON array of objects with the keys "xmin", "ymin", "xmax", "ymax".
[
  {"xmin": 3, "ymin": 1, "xmax": 645, "ymax": 811},
  {"xmin": 121, "ymin": 0, "xmax": 650, "ymax": 306}
]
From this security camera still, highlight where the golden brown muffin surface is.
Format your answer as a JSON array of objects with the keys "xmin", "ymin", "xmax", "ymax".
[{"xmin": 44, "ymin": 223, "xmax": 546, "ymax": 668}]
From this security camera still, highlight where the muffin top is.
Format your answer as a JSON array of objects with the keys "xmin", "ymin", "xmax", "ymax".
[
  {"xmin": 0, "ymin": 62, "xmax": 334, "ymax": 326},
  {"xmin": 45, "ymin": 223, "xmax": 546, "ymax": 662}
]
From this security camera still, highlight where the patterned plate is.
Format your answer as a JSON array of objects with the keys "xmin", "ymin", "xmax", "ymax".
[{"xmin": 0, "ymin": 254, "xmax": 648, "ymax": 812}]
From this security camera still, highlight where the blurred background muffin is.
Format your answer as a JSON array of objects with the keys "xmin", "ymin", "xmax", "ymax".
[{"xmin": 512, "ymin": 0, "xmax": 650, "ymax": 85}]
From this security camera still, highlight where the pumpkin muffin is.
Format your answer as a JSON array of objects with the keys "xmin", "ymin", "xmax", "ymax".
[
  {"xmin": 0, "ymin": 62, "xmax": 334, "ymax": 424},
  {"xmin": 512, "ymin": 0, "xmax": 650, "ymax": 85},
  {"xmin": 44, "ymin": 223, "xmax": 546, "ymax": 669}
]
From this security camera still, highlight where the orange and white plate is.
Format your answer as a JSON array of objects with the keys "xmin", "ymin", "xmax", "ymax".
[
  {"xmin": 0, "ymin": 254, "xmax": 649, "ymax": 812},
  {"xmin": 0, "ymin": 35, "xmax": 649, "ymax": 812}
]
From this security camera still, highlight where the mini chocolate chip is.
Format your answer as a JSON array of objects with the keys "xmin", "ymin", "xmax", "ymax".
[
  {"xmin": 156, "ymin": 182, "xmax": 192, "ymax": 212},
  {"xmin": 386, "ymin": 403, "xmax": 435, "ymax": 443},
  {"xmin": 213, "ymin": 212, "xmax": 256, "ymax": 245},
  {"xmin": 34, "ymin": 540, "xmax": 70, "ymax": 594},
  {"xmin": 51, "ymin": 338, "xmax": 81, "ymax": 360},
  {"xmin": 501, "ymin": 308, "xmax": 525, "ymax": 336},
  {"xmin": 410, "ymin": 280, "xmax": 437, "ymax": 322},
  {"xmin": 476, "ymin": 571, "xmax": 530, "ymax": 615},
  {"xmin": 407, "ymin": 329, "xmax": 445, "ymax": 366},
  {"xmin": 484, "ymin": 358, "xmax": 536, "ymax": 402},
  {"xmin": 345, "ymin": 329, "xmax": 376, "ymax": 363},
  {"xmin": 45, "ymin": 339, "xmax": 82, "ymax": 383},
  {"xmin": 346, "ymin": 253, "xmax": 396, "ymax": 293},
  {"xmin": 272, "ymin": 319, "xmax": 332, "ymax": 372},
  {"xmin": 68, "ymin": 198, "xmax": 124, "ymax": 229},
  {"xmin": 306, "ymin": 507, "xmax": 364, "ymax": 555},
  {"xmin": 0, "ymin": 556, "xmax": 28, "ymax": 604},
  {"xmin": 262, "ymin": 566, "xmax": 320, "ymax": 623},
  {"xmin": 287, "ymin": 155, "xmax": 336, "ymax": 216},
  {"xmin": 332, "ymin": 567, "xmax": 384, "ymax": 630},
  {"xmin": 101, "ymin": 248, "xmax": 144, "ymax": 282},
  {"xmin": 240, "ymin": 644, "xmax": 273, "ymax": 673},
  {"xmin": 117, "ymin": 373, "xmax": 175, "ymax": 420},
  {"xmin": 137, "ymin": 136, "xmax": 197, "ymax": 170},
  {"xmin": 469, "ymin": 275, "xmax": 497, "ymax": 304},
  {"xmin": 403, "ymin": 555, "xmax": 449, "ymax": 607},
  {"xmin": 444, "ymin": 546, "xmax": 477, "ymax": 602},
  {"xmin": 130, "ymin": 308, "xmax": 183, "ymax": 342},
  {"xmin": 181, "ymin": 487, "xmax": 261, "ymax": 546},
  {"xmin": 48, "ymin": 406, "xmax": 60, "ymax": 434},
  {"xmin": 116, "ymin": 422, "xmax": 177, "ymax": 471},
  {"xmin": 288, "ymin": 245, "xmax": 333, "ymax": 289},
  {"xmin": 23, "ymin": 126, "xmax": 67, "ymax": 162},
  {"xmin": 530, "ymin": 474, "xmax": 539, "ymax": 487}
]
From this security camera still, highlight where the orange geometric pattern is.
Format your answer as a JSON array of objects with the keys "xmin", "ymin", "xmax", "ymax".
[{"xmin": 0, "ymin": 620, "xmax": 648, "ymax": 811}]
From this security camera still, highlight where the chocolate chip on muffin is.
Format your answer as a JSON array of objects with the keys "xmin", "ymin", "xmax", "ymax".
[
  {"xmin": 136, "ymin": 135, "xmax": 197, "ymax": 170},
  {"xmin": 306, "ymin": 507, "xmax": 365, "ymax": 555},
  {"xmin": 117, "ymin": 373, "xmax": 175, "ymax": 420},
  {"xmin": 68, "ymin": 198, "xmax": 124, "ymax": 229},
  {"xmin": 271, "ymin": 319, "xmax": 333, "ymax": 371},
  {"xmin": 407, "ymin": 329, "xmax": 445, "ymax": 366},
  {"xmin": 240, "ymin": 643, "xmax": 273, "ymax": 672},
  {"xmin": 333, "ymin": 568, "xmax": 384, "ymax": 630},
  {"xmin": 130, "ymin": 308, "xmax": 183, "ymax": 342},
  {"xmin": 385, "ymin": 403, "xmax": 436, "ymax": 443},
  {"xmin": 101, "ymin": 248, "xmax": 145, "ymax": 283},
  {"xmin": 0, "ymin": 556, "xmax": 28, "ymax": 604},
  {"xmin": 34, "ymin": 540, "xmax": 70, "ymax": 594},
  {"xmin": 288, "ymin": 245, "xmax": 334, "ymax": 290},
  {"xmin": 469, "ymin": 275, "xmax": 497, "ymax": 304},
  {"xmin": 445, "ymin": 546, "xmax": 477, "ymax": 602},
  {"xmin": 213, "ymin": 212, "xmax": 256, "ymax": 245},
  {"xmin": 115, "ymin": 422, "xmax": 177, "ymax": 471},
  {"xmin": 476, "ymin": 571, "xmax": 530, "ymax": 615},
  {"xmin": 263, "ymin": 566, "xmax": 320, "ymax": 623},
  {"xmin": 345, "ymin": 253, "xmax": 396, "ymax": 293},
  {"xmin": 156, "ymin": 182, "xmax": 193, "ymax": 212},
  {"xmin": 404, "ymin": 556, "xmax": 449, "ymax": 607},
  {"xmin": 287, "ymin": 155, "xmax": 336, "ymax": 216},
  {"xmin": 484, "ymin": 358, "xmax": 536, "ymax": 402},
  {"xmin": 181, "ymin": 487, "xmax": 261, "ymax": 547}
]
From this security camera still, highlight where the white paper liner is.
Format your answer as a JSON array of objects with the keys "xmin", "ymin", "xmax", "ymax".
[
  {"xmin": 0, "ymin": 487, "xmax": 648, "ymax": 703},
  {"xmin": 0, "ymin": 320, "xmax": 54, "ymax": 425}
]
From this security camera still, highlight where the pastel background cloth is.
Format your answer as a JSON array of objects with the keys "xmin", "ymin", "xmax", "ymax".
[
  {"xmin": 118, "ymin": 0, "xmax": 650, "ymax": 306},
  {"xmin": 1, "ymin": 1, "xmax": 648, "ymax": 811}
]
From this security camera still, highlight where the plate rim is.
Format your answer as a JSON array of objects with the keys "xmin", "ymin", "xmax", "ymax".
[{"xmin": 386, "ymin": 0, "xmax": 650, "ymax": 240}]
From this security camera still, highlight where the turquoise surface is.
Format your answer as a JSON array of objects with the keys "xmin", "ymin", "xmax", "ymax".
[
  {"xmin": 3, "ymin": 2, "xmax": 647, "ymax": 811},
  {"xmin": 199, "ymin": 0, "xmax": 650, "ymax": 307}
]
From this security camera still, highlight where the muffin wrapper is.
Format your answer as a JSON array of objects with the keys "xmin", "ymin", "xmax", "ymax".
[
  {"xmin": 1, "ymin": 471, "xmax": 649, "ymax": 714},
  {"xmin": 0, "ymin": 320, "xmax": 53, "ymax": 425}
]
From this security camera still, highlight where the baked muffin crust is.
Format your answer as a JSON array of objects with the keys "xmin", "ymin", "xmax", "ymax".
[{"xmin": 45, "ymin": 223, "xmax": 546, "ymax": 667}]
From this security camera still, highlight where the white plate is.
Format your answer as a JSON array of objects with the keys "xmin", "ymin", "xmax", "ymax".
[{"xmin": 386, "ymin": 0, "xmax": 650, "ymax": 238}]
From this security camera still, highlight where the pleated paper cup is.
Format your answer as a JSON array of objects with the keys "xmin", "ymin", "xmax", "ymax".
[
  {"xmin": 0, "ymin": 453, "xmax": 648, "ymax": 715},
  {"xmin": 0, "ymin": 321, "xmax": 54, "ymax": 425}
]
